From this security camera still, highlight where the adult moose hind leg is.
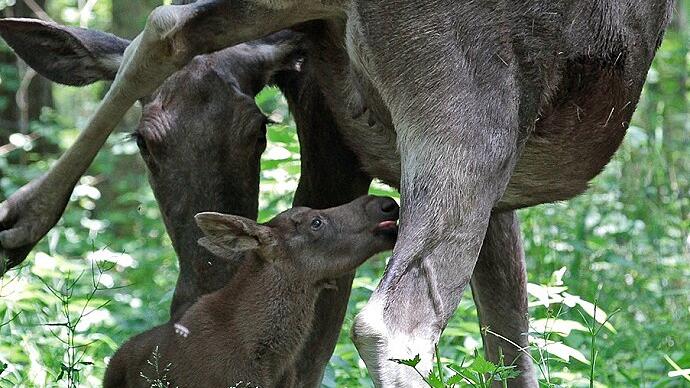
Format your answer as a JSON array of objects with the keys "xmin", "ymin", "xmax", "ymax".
[
  {"xmin": 348, "ymin": 4, "xmax": 531, "ymax": 386},
  {"xmin": 0, "ymin": 0, "xmax": 340, "ymax": 273},
  {"xmin": 471, "ymin": 211, "xmax": 537, "ymax": 387}
]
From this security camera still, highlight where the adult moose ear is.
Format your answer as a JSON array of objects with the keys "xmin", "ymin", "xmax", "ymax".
[
  {"xmin": 0, "ymin": 18, "xmax": 130, "ymax": 86},
  {"xmin": 195, "ymin": 212, "xmax": 281, "ymax": 261}
]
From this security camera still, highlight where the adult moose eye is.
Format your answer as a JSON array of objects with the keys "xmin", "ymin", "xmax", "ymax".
[{"xmin": 310, "ymin": 218, "xmax": 323, "ymax": 231}]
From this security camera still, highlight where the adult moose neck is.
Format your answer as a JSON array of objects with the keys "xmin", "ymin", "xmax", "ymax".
[{"xmin": 144, "ymin": 55, "xmax": 266, "ymax": 317}]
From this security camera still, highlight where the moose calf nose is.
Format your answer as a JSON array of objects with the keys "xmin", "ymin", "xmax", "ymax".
[
  {"xmin": 379, "ymin": 197, "xmax": 398, "ymax": 214},
  {"xmin": 372, "ymin": 196, "xmax": 399, "ymax": 218},
  {"xmin": 362, "ymin": 195, "xmax": 399, "ymax": 220}
]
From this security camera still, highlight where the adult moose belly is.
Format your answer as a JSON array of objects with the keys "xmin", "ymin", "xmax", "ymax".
[
  {"xmin": 498, "ymin": 63, "xmax": 643, "ymax": 211},
  {"xmin": 340, "ymin": 64, "xmax": 639, "ymax": 212},
  {"xmin": 309, "ymin": 21, "xmax": 642, "ymax": 211}
]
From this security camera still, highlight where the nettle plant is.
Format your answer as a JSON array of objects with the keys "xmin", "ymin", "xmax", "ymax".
[{"xmin": 392, "ymin": 268, "xmax": 618, "ymax": 388}]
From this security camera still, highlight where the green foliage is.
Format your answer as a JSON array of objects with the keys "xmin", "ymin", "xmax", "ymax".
[
  {"xmin": 392, "ymin": 349, "xmax": 520, "ymax": 388},
  {"xmin": 0, "ymin": 1, "xmax": 688, "ymax": 387},
  {"xmin": 139, "ymin": 347, "xmax": 174, "ymax": 388}
]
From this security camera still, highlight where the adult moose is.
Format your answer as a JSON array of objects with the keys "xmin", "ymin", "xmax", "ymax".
[
  {"xmin": 0, "ymin": 1, "xmax": 675, "ymax": 386},
  {"xmin": 0, "ymin": 19, "xmax": 369, "ymax": 386}
]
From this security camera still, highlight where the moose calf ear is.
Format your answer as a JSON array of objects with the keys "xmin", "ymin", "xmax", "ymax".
[
  {"xmin": 0, "ymin": 18, "xmax": 130, "ymax": 86},
  {"xmin": 195, "ymin": 212, "xmax": 278, "ymax": 259}
]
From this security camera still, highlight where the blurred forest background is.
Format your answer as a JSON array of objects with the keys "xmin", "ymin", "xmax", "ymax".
[{"xmin": 0, "ymin": 1, "xmax": 688, "ymax": 387}]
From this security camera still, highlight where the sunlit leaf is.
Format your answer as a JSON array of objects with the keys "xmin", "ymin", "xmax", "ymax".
[
  {"xmin": 390, "ymin": 354, "xmax": 421, "ymax": 368},
  {"xmin": 469, "ymin": 354, "xmax": 496, "ymax": 374},
  {"xmin": 564, "ymin": 293, "xmax": 617, "ymax": 333},
  {"xmin": 447, "ymin": 374, "xmax": 464, "ymax": 385},
  {"xmin": 530, "ymin": 338, "xmax": 590, "ymax": 365},
  {"xmin": 426, "ymin": 373, "xmax": 445, "ymax": 388},
  {"xmin": 531, "ymin": 318, "xmax": 588, "ymax": 336}
]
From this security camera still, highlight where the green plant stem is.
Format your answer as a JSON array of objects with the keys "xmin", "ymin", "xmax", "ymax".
[{"xmin": 435, "ymin": 345, "xmax": 444, "ymax": 383}]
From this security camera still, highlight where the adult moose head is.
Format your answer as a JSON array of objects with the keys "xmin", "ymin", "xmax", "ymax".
[
  {"xmin": 0, "ymin": 1, "xmax": 675, "ymax": 386},
  {"xmin": 0, "ymin": 16, "xmax": 371, "ymax": 386},
  {"xmin": 0, "ymin": 17, "xmax": 300, "ymax": 315}
]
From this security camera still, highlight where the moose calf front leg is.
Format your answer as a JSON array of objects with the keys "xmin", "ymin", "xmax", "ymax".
[{"xmin": 471, "ymin": 211, "xmax": 538, "ymax": 387}]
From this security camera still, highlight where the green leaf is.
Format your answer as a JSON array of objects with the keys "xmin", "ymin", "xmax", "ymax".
[
  {"xmin": 494, "ymin": 365, "xmax": 521, "ymax": 381},
  {"xmin": 56, "ymin": 364, "xmax": 66, "ymax": 381},
  {"xmin": 427, "ymin": 373, "xmax": 445, "ymax": 388},
  {"xmin": 448, "ymin": 362, "xmax": 466, "ymax": 375},
  {"xmin": 459, "ymin": 370, "xmax": 481, "ymax": 385},
  {"xmin": 447, "ymin": 374, "xmax": 465, "ymax": 385},
  {"xmin": 390, "ymin": 354, "xmax": 421, "ymax": 368},
  {"xmin": 469, "ymin": 355, "xmax": 496, "ymax": 374}
]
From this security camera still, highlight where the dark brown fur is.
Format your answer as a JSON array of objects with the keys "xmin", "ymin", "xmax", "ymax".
[{"xmin": 103, "ymin": 195, "xmax": 398, "ymax": 387}]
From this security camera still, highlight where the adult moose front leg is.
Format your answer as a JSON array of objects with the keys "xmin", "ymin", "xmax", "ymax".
[
  {"xmin": 348, "ymin": 5, "xmax": 530, "ymax": 386},
  {"xmin": 471, "ymin": 211, "xmax": 537, "ymax": 387},
  {"xmin": 0, "ymin": 0, "xmax": 339, "ymax": 273},
  {"xmin": 352, "ymin": 116, "xmax": 523, "ymax": 385}
]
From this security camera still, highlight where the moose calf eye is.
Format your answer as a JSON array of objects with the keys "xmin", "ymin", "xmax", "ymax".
[{"xmin": 310, "ymin": 218, "xmax": 323, "ymax": 230}]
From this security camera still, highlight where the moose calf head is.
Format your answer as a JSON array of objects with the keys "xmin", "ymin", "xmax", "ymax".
[{"xmin": 196, "ymin": 195, "xmax": 400, "ymax": 282}]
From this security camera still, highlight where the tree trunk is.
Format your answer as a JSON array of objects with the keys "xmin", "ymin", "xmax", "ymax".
[
  {"xmin": 112, "ymin": 0, "xmax": 160, "ymax": 39},
  {"xmin": 0, "ymin": 0, "xmax": 53, "ymax": 136}
]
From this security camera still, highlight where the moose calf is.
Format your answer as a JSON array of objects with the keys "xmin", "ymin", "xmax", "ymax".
[{"xmin": 103, "ymin": 195, "xmax": 399, "ymax": 387}]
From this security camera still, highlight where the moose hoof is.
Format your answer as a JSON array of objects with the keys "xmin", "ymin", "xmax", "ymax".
[{"xmin": 352, "ymin": 300, "xmax": 433, "ymax": 387}]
